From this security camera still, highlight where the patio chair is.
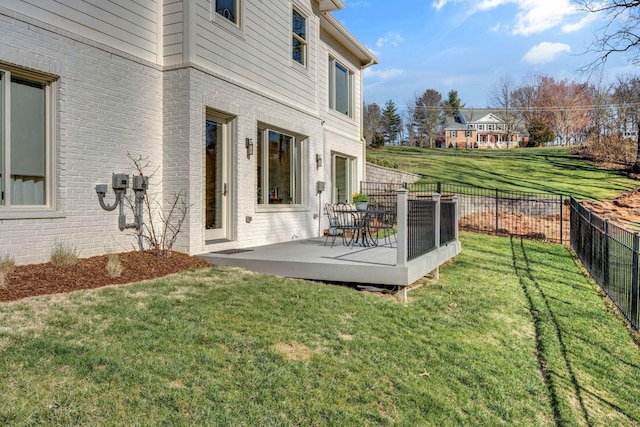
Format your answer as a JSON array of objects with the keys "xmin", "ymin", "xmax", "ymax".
[
  {"xmin": 324, "ymin": 203, "xmax": 360, "ymax": 247},
  {"xmin": 368, "ymin": 209, "xmax": 397, "ymax": 247}
]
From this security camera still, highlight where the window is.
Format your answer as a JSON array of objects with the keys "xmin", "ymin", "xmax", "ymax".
[
  {"xmin": 488, "ymin": 124, "xmax": 494, "ymax": 131},
  {"xmin": 328, "ymin": 58, "xmax": 353, "ymax": 117},
  {"xmin": 450, "ymin": 131, "xmax": 457, "ymax": 137},
  {"xmin": 215, "ymin": 0, "xmax": 237, "ymax": 24},
  {"xmin": 477, "ymin": 124, "xmax": 484, "ymax": 131},
  {"xmin": 292, "ymin": 9, "xmax": 307, "ymax": 66},
  {"xmin": 256, "ymin": 127, "xmax": 304, "ymax": 205},
  {"xmin": 0, "ymin": 68, "xmax": 53, "ymax": 207},
  {"xmin": 465, "ymin": 130, "xmax": 472, "ymax": 138}
]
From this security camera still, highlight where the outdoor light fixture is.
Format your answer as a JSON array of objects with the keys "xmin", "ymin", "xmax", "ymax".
[
  {"xmin": 245, "ymin": 138, "xmax": 254, "ymax": 158},
  {"xmin": 316, "ymin": 153, "xmax": 322, "ymax": 168}
]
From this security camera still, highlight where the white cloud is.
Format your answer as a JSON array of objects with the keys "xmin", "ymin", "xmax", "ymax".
[
  {"xmin": 376, "ymin": 31, "xmax": 404, "ymax": 49},
  {"xmin": 434, "ymin": 0, "xmax": 592, "ymax": 36},
  {"xmin": 522, "ymin": 42, "xmax": 571, "ymax": 64},
  {"xmin": 364, "ymin": 67, "xmax": 404, "ymax": 81}
]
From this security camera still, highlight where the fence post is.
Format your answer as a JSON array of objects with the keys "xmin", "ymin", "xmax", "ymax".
[
  {"xmin": 433, "ymin": 193, "xmax": 441, "ymax": 248},
  {"xmin": 560, "ymin": 195, "xmax": 563, "ymax": 245},
  {"xmin": 632, "ymin": 233, "xmax": 639, "ymax": 329},
  {"xmin": 396, "ymin": 188, "xmax": 408, "ymax": 267},
  {"xmin": 495, "ymin": 188, "xmax": 499, "ymax": 236},
  {"xmin": 437, "ymin": 182, "xmax": 442, "ymax": 194}
]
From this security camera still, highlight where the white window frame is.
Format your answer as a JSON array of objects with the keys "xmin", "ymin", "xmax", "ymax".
[
  {"xmin": 256, "ymin": 126, "xmax": 306, "ymax": 208},
  {"xmin": 465, "ymin": 130, "xmax": 472, "ymax": 138},
  {"xmin": 328, "ymin": 57, "xmax": 353, "ymax": 118},
  {"xmin": 292, "ymin": 8, "xmax": 307, "ymax": 67},
  {"xmin": 450, "ymin": 130, "xmax": 457, "ymax": 137},
  {"xmin": 0, "ymin": 67, "xmax": 55, "ymax": 211},
  {"xmin": 214, "ymin": 0, "xmax": 239, "ymax": 25}
]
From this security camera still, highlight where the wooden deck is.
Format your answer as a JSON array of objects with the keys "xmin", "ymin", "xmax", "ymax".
[{"xmin": 200, "ymin": 237, "xmax": 461, "ymax": 300}]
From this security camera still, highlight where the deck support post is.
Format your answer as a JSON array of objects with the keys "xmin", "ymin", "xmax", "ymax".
[{"xmin": 397, "ymin": 188, "xmax": 408, "ymax": 267}]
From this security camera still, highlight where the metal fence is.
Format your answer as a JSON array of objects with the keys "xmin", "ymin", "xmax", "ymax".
[
  {"xmin": 407, "ymin": 199, "xmax": 437, "ymax": 260},
  {"xmin": 570, "ymin": 196, "xmax": 639, "ymax": 330},
  {"xmin": 361, "ymin": 181, "xmax": 568, "ymax": 244}
]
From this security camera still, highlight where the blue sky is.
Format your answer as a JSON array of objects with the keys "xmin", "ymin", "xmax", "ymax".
[{"xmin": 333, "ymin": 0, "xmax": 634, "ymax": 111}]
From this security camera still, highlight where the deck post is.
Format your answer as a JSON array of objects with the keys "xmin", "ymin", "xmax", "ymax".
[
  {"xmin": 433, "ymin": 193, "xmax": 441, "ymax": 249},
  {"xmin": 452, "ymin": 195, "xmax": 459, "ymax": 242},
  {"xmin": 397, "ymin": 188, "xmax": 408, "ymax": 267}
]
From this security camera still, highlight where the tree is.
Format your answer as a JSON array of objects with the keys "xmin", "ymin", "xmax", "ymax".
[
  {"xmin": 370, "ymin": 131, "xmax": 385, "ymax": 148},
  {"xmin": 527, "ymin": 118, "xmax": 556, "ymax": 147},
  {"xmin": 381, "ymin": 100, "xmax": 401, "ymax": 145},
  {"xmin": 363, "ymin": 102, "xmax": 382, "ymax": 143},
  {"xmin": 579, "ymin": 1, "xmax": 640, "ymax": 171},
  {"xmin": 441, "ymin": 90, "xmax": 464, "ymax": 117},
  {"xmin": 578, "ymin": 1, "xmax": 640, "ymax": 70},
  {"xmin": 488, "ymin": 75, "xmax": 521, "ymax": 149},
  {"xmin": 408, "ymin": 89, "xmax": 442, "ymax": 147}
]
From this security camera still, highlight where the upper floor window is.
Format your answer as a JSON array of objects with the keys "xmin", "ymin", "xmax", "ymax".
[
  {"xmin": 450, "ymin": 131, "xmax": 457, "ymax": 137},
  {"xmin": 328, "ymin": 58, "xmax": 353, "ymax": 117},
  {"xmin": 292, "ymin": 9, "xmax": 307, "ymax": 66},
  {"xmin": 216, "ymin": 0, "xmax": 238, "ymax": 24},
  {"xmin": 477, "ymin": 124, "xmax": 484, "ymax": 131},
  {"xmin": 0, "ymin": 68, "xmax": 54, "ymax": 208},
  {"xmin": 465, "ymin": 130, "xmax": 472, "ymax": 138},
  {"xmin": 488, "ymin": 124, "xmax": 494, "ymax": 131},
  {"xmin": 256, "ymin": 127, "xmax": 304, "ymax": 206}
]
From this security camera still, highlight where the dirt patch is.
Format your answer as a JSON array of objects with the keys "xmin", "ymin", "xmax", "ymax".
[
  {"xmin": 0, "ymin": 251, "xmax": 212, "ymax": 303},
  {"xmin": 581, "ymin": 190, "xmax": 640, "ymax": 230},
  {"xmin": 459, "ymin": 210, "xmax": 570, "ymax": 243}
]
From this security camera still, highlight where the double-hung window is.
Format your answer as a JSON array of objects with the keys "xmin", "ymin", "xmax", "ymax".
[
  {"xmin": 292, "ymin": 9, "xmax": 307, "ymax": 66},
  {"xmin": 0, "ymin": 68, "xmax": 53, "ymax": 208},
  {"xmin": 328, "ymin": 58, "xmax": 353, "ymax": 117},
  {"xmin": 450, "ymin": 131, "xmax": 457, "ymax": 137},
  {"xmin": 215, "ymin": 0, "xmax": 238, "ymax": 24},
  {"xmin": 256, "ymin": 127, "xmax": 304, "ymax": 206}
]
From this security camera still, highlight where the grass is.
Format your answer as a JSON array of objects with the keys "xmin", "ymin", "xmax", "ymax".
[
  {"xmin": 50, "ymin": 242, "xmax": 78, "ymax": 268},
  {"xmin": 0, "ymin": 253, "xmax": 15, "ymax": 288},
  {"xmin": 367, "ymin": 146, "xmax": 638, "ymax": 200},
  {"xmin": 1, "ymin": 233, "xmax": 639, "ymax": 425}
]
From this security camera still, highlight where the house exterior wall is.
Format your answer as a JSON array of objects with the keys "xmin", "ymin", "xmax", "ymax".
[
  {"xmin": 0, "ymin": 1, "xmax": 372, "ymax": 264},
  {"xmin": 0, "ymin": 7, "xmax": 163, "ymax": 264}
]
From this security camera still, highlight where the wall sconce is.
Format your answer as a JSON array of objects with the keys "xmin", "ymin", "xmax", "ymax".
[
  {"xmin": 316, "ymin": 153, "xmax": 322, "ymax": 169},
  {"xmin": 245, "ymin": 138, "xmax": 254, "ymax": 158}
]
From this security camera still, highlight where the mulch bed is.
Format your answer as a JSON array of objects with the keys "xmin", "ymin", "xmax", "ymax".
[{"xmin": 1, "ymin": 251, "xmax": 213, "ymax": 303}]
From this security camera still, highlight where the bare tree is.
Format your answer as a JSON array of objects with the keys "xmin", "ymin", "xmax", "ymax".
[
  {"xmin": 577, "ymin": 1, "xmax": 640, "ymax": 70},
  {"xmin": 363, "ymin": 102, "xmax": 382, "ymax": 143},
  {"xmin": 409, "ymin": 89, "xmax": 442, "ymax": 147},
  {"xmin": 488, "ymin": 75, "xmax": 521, "ymax": 148}
]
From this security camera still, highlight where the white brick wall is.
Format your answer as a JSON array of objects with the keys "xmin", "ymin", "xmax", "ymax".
[{"xmin": 0, "ymin": 12, "xmax": 163, "ymax": 265}]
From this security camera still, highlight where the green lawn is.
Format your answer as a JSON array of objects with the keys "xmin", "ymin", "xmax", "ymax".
[
  {"xmin": 1, "ymin": 233, "xmax": 639, "ymax": 425},
  {"xmin": 367, "ymin": 146, "xmax": 637, "ymax": 200}
]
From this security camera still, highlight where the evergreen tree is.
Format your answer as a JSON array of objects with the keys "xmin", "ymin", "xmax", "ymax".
[
  {"xmin": 441, "ymin": 90, "xmax": 464, "ymax": 117},
  {"xmin": 382, "ymin": 100, "xmax": 401, "ymax": 145}
]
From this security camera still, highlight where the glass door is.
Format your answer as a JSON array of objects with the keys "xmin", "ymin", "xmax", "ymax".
[
  {"xmin": 205, "ymin": 114, "xmax": 229, "ymax": 241},
  {"xmin": 333, "ymin": 154, "xmax": 352, "ymax": 203}
]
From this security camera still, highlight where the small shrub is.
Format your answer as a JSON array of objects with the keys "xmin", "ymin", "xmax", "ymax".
[
  {"xmin": 105, "ymin": 253, "xmax": 123, "ymax": 278},
  {"xmin": 0, "ymin": 252, "xmax": 16, "ymax": 288},
  {"xmin": 50, "ymin": 242, "xmax": 78, "ymax": 268}
]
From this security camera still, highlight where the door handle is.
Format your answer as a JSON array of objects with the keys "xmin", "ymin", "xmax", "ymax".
[{"xmin": 223, "ymin": 183, "xmax": 228, "ymax": 196}]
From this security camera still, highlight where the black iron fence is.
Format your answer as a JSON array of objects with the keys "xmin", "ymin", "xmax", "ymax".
[
  {"xmin": 441, "ymin": 198, "xmax": 457, "ymax": 245},
  {"xmin": 361, "ymin": 182, "xmax": 568, "ymax": 244},
  {"xmin": 570, "ymin": 196, "xmax": 639, "ymax": 329}
]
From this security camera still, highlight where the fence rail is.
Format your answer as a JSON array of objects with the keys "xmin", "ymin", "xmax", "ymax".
[{"xmin": 570, "ymin": 196, "xmax": 639, "ymax": 330}]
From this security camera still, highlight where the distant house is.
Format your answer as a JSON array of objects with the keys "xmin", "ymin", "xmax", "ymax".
[
  {"xmin": 0, "ymin": 0, "xmax": 377, "ymax": 264},
  {"xmin": 443, "ymin": 109, "xmax": 528, "ymax": 149}
]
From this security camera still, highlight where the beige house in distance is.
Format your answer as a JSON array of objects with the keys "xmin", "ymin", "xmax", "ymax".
[{"xmin": 0, "ymin": 0, "xmax": 377, "ymax": 264}]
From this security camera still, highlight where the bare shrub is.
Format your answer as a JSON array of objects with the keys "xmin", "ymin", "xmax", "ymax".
[
  {"xmin": 580, "ymin": 135, "xmax": 635, "ymax": 166},
  {"xmin": 105, "ymin": 253, "xmax": 123, "ymax": 278},
  {"xmin": 50, "ymin": 242, "xmax": 79, "ymax": 268},
  {"xmin": 0, "ymin": 252, "xmax": 16, "ymax": 288},
  {"xmin": 127, "ymin": 154, "xmax": 190, "ymax": 258}
]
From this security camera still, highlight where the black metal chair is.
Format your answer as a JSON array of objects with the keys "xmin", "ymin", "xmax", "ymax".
[
  {"xmin": 324, "ymin": 203, "xmax": 360, "ymax": 247},
  {"xmin": 367, "ymin": 209, "xmax": 397, "ymax": 247}
]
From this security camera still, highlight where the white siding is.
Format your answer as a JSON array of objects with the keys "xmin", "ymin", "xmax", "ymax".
[
  {"xmin": 192, "ymin": 0, "xmax": 319, "ymax": 115},
  {"xmin": 2, "ymin": 0, "xmax": 160, "ymax": 63}
]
